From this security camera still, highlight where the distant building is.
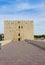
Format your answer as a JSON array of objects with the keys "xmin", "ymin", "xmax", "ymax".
[{"xmin": 4, "ymin": 20, "xmax": 34, "ymax": 41}]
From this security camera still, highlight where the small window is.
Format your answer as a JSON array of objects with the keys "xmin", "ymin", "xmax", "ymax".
[
  {"xmin": 19, "ymin": 26, "xmax": 20, "ymax": 29},
  {"xmin": 18, "ymin": 33, "xmax": 20, "ymax": 36},
  {"xmin": 18, "ymin": 38, "xmax": 20, "ymax": 41}
]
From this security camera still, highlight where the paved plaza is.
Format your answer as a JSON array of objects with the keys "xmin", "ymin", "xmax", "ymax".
[{"xmin": 0, "ymin": 41, "xmax": 45, "ymax": 65}]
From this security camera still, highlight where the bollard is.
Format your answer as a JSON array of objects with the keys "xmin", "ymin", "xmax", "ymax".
[{"xmin": 0, "ymin": 43, "xmax": 1, "ymax": 49}]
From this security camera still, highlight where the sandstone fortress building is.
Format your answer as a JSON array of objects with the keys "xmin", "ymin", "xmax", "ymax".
[{"xmin": 4, "ymin": 20, "xmax": 34, "ymax": 41}]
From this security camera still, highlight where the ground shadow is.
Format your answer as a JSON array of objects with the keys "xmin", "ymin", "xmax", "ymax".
[{"xmin": 25, "ymin": 40, "xmax": 45, "ymax": 51}]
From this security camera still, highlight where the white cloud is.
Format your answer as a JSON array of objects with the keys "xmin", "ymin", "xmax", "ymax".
[
  {"xmin": 16, "ymin": 3, "xmax": 44, "ymax": 11},
  {"xmin": 0, "ymin": 2, "xmax": 44, "ymax": 13}
]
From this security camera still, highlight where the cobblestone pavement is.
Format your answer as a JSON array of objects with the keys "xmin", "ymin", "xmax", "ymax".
[{"xmin": 0, "ymin": 41, "xmax": 45, "ymax": 65}]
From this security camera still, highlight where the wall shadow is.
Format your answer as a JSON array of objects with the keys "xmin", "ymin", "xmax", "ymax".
[{"xmin": 25, "ymin": 40, "xmax": 45, "ymax": 51}]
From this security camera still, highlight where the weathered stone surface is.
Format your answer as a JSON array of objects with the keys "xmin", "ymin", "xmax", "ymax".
[{"xmin": 0, "ymin": 41, "xmax": 45, "ymax": 65}]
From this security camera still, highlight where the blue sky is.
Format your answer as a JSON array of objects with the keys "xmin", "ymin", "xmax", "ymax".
[{"xmin": 0, "ymin": 0, "xmax": 45, "ymax": 35}]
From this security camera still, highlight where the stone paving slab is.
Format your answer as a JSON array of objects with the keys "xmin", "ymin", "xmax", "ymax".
[{"xmin": 0, "ymin": 41, "xmax": 45, "ymax": 65}]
